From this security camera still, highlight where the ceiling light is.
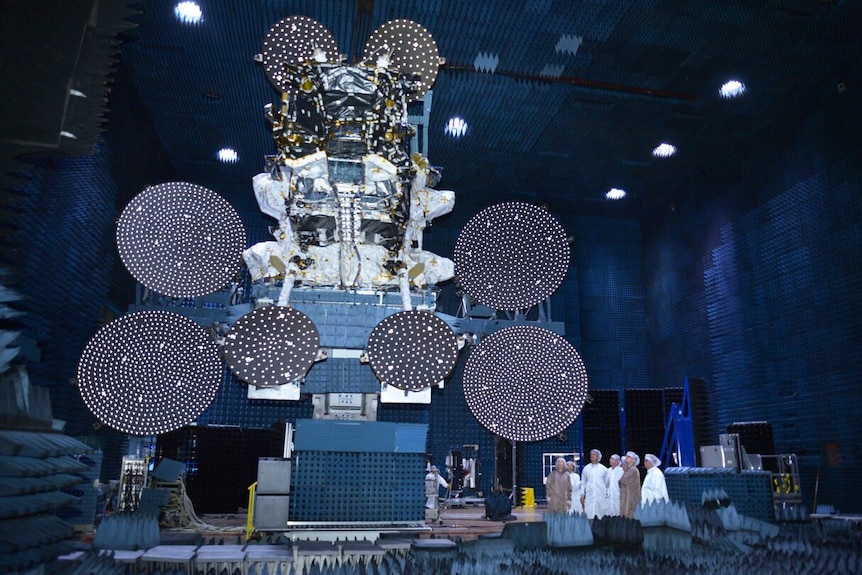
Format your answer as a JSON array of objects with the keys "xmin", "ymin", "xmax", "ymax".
[
  {"xmin": 474, "ymin": 52, "xmax": 499, "ymax": 74},
  {"xmin": 606, "ymin": 188, "xmax": 626, "ymax": 200},
  {"xmin": 174, "ymin": 2, "xmax": 202, "ymax": 25},
  {"xmin": 652, "ymin": 143, "xmax": 677, "ymax": 158},
  {"xmin": 445, "ymin": 117, "xmax": 468, "ymax": 138},
  {"xmin": 555, "ymin": 34, "xmax": 583, "ymax": 57},
  {"xmin": 719, "ymin": 80, "xmax": 746, "ymax": 99},
  {"xmin": 218, "ymin": 148, "xmax": 238, "ymax": 163}
]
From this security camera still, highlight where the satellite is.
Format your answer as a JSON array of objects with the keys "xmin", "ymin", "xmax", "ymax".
[
  {"xmin": 77, "ymin": 15, "xmax": 588, "ymax": 441},
  {"xmin": 76, "ymin": 16, "xmax": 457, "ymax": 433}
]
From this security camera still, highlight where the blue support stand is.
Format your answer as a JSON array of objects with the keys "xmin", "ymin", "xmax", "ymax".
[{"xmin": 659, "ymin": 377, "xmax": 697, "ymax": 467}]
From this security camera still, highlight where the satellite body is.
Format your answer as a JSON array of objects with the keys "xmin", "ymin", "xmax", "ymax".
[{"xmin": 244, "ymin": 32, "xmax": 453, "ymax": 292}]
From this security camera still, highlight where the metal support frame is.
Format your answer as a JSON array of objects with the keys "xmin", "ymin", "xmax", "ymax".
[
  {"xmin": 659, "ymin": 376, "xmax": 697, "ymax": 467},
  {"xmin": 407, "ymin": 91, "xmax": 432, "ymax": 157}
]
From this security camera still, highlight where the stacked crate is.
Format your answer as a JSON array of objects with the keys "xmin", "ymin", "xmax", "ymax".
[{"xmin": 255, "ymin": 457, "xmax": 291, "ymax": 530}]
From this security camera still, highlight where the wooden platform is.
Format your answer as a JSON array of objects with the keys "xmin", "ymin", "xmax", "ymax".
[
  {"xmin": 423, "ymin": 507, "xmax": 545, "ymax": 541},
  {"xmin": 192, "ymin": 506, "xmax": 547, "ymax": 543}
]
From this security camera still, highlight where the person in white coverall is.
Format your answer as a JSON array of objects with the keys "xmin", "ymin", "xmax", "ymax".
[
  {"xmin": 641, "ymin": 453, "xmax": 670, "ymax": 505},
  {"xmin": 605, "ymin": 453, "xmax": 623, "ymax": 516},
  {"xmin": 566, "ymin": 460, "xmax": 583, "ymax": 514},
  {"xmin": 580, "ymin": 448, "xmax": 608, "ymax": 521},
  {"xmin": 425, "ymin": 465, "xmax": 449, "ymax": 509}
]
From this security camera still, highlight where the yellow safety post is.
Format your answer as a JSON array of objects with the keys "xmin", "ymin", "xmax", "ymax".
[
  {"xmin": 520, "ymin": 487, "xmax": 535, "ymax": 509},
  {"xmin": 246, "ymin": 481, "xmax": 257, "ymax": 542}
]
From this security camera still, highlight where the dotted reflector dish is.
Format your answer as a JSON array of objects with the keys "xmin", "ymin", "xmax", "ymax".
[
  {"xmin": 223, "ymin": 306, "xmax": 320, "ymax": 388},
  {"xmin": 367, "ymin": 310, "xmax": 458, "ymax": 391},
  {"xmin": 116, "ymin": 182, "xmax": 245, "ymax": 298},
  {"xmin": 454, "ymin": 202, "xmax": 569, "ymax": 310},
  {"xmin": 362, "ymin": 19, "xmax": 440, "ymax": 102},
  {"xmin": 262, "ymin": 15, "xmax": 340, "ymax": 93},
  {"xmin": 463, "ymin": 326, "xmax": 588, "ymax": 442},
  {"xmin": 76, "ymin": 311, "xmax": 222, "ymax": 436}
]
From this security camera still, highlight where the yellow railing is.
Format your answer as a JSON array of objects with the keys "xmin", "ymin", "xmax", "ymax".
[{"xmin": 246, "ymin": 481, "xmax": 257, "ymax": 542}]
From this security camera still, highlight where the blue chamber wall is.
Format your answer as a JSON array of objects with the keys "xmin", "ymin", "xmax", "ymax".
[
  {"xmin": 5, "ymin": 63, "xmax": 175, "ymax": 481},
  {"xmin": 563, "ymin": 214, "xmax": 650, "ymax": 393},
  {"xmin": 642, "ymin": 67, "xmax": 862, "ymax": 510}
]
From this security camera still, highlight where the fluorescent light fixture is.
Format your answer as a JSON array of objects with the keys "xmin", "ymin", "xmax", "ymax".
[
  {"xmin": 218, "ymin": 148, "xmax": 238, "ymax": 163},
  {"xmin": 445, "ymin": 116, "xmax": 468, "ymax": 138},
  {"xmin": 719, "ymin": 80, "xmax": 746, "ymax": 99},
  {"xmin": 652, "ymin": 143, "xmax": 677, "ymax": 158},
  {"xmin": 606, "ymin": 188, "xmax": 626, "ymax": 200},
  {"xmin": 174, "ymin": 2, "xmax": 203, "ymax": 25}
]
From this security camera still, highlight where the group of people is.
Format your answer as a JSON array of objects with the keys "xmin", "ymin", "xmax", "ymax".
[{"xmin": 546, "ymin": 449, "xmax": 669, "ymax": 519}]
